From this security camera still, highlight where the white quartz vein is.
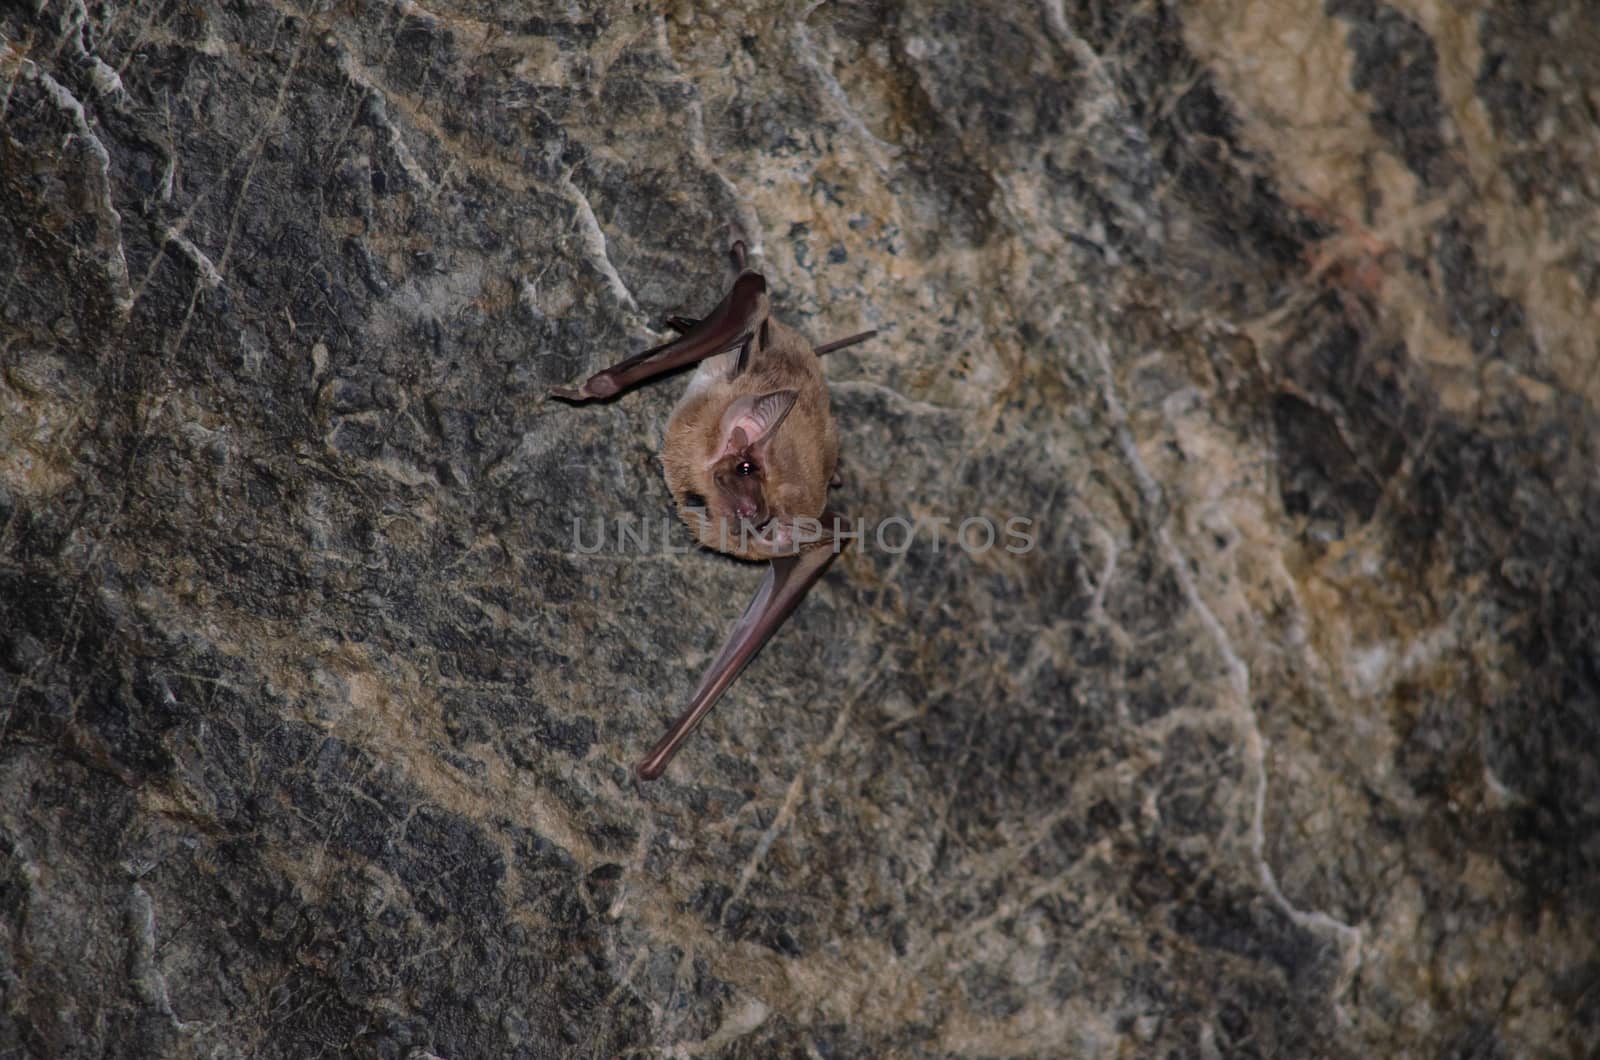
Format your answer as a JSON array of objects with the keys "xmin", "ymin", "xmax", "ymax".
[
  {"xmin": 29, "ymin": 64, "xmax": 134, "ymax": 317},
  {"xmin": 1088, "ymin": 337, "xmax": 1364, "ymax": 1004},
  {"xmin": 164, "ymin": 228, "xmax": 224, "ymax": 290},
  {"xmin": 560, "ymin": 169, "xmax": 639, "ymax": 314},
  {"xmin": 128, "ymin": 884, "xmax": 193, "ymax": 1031}
]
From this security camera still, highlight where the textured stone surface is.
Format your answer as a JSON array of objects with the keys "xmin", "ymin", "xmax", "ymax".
[{"xmin": 2, "ymin": 1, "xmax": 1597, "ymax": 1056}]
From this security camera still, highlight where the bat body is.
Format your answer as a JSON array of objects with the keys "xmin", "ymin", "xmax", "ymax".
[
  {"xmin": 551, "ymin": 241, "xmax": 872, "ymax": 780},
  {"xmin": 661, "ymin": 318, "xmax": 837, "ymax": 560}
]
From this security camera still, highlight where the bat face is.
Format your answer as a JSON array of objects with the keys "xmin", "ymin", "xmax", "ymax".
[
  {"xmin": 712, "ymin": 448, "xmax": 768, "ymax": 526},
  {"xmin": 667, "ymin": 451, "xmax": 769, "ymax": 558},
  {"xmin": 679, "ymin": 390, "xmax": 792, "ymax": 540},
  {"xmin": 551, "ymin": 240, "xmax": 871, "ymax": 780},
  {"xmin": 714, "ymin": 389, "xmax": 797, "ymax": 530}
]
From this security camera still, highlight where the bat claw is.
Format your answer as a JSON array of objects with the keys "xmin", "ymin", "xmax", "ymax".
[
  {"xmin": 550, "ymin": 375, "xmax": 620, "ymax": 402},
  {"xmin": 724, "ymin": 219, "xmax": 755, "ymax": 272}
]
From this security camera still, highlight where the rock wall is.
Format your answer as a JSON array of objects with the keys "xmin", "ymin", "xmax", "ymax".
[{"xmin": 2, "ymin": 1, "xmax": 1596, "ymax": 1055}]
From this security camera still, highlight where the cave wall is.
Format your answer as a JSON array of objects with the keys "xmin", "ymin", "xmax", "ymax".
[{"xmin": 2, "ymin": 1, "xmax": 1597, "ymax": 1056}]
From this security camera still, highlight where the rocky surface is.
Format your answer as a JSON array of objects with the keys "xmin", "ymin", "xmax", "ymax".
[{"xmin": 3, "ymin": 1, "xmax": 1597, "ymax": 1056}]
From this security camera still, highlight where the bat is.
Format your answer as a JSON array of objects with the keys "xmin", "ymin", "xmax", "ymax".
[{"xmin": 552, "ymin": 240, "xmax": 874, "ymax": 781}]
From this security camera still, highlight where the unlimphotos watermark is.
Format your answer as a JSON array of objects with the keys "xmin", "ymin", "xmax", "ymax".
[{"xmin": 571, "ymin": 513, "xmax": 1036, "ymax": 556}]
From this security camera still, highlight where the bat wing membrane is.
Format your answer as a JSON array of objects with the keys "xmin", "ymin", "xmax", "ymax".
[{"xmin": 634, "ymin": 512, "xmax": 851, "ymax": 781}]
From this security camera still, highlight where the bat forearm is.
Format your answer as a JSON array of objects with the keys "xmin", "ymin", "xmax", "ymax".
[
  {"xmin": 635, "ymin": 526, "xmax": 848, "ymax": 781},
  {"xmin": 551, "ymin": 274, "xmax": 770, "ymax": 402}
]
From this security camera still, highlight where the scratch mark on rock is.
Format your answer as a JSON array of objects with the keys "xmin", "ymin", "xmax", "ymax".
[
  {"xmin": 724, "ymin": 656, "xmax": 883, "ymax": 922},
  {"xmin": 216, "ymin": 33, "xmax": 306, "ymax": 279},
  {"xmin": 336, "ymin": 50, "xmax": 438, "ymax": 195}
]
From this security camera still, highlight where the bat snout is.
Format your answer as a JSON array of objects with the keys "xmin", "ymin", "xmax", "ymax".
[{"xmin": 721, "ymin": 480, "xmax": 766, "ymax": 526}]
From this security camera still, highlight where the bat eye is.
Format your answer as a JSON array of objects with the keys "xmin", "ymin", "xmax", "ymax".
[
  {"xmin": 735, "ymin": 460, "xmax": 756, "ymax": 477},
  {"xmin": 684, "ymin": 492, "xmax": 706, "ymax": 509}
]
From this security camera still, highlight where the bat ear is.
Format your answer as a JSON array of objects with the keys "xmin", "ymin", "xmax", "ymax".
[
  {"xmin": 747, "ymin": 390, "xmax": 798, "ymax": 444},
  {"xmin": 719, "ymin": 390, "xmax": 798, "ymax": 456}
]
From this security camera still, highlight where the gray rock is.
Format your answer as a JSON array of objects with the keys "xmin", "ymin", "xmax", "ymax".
[{"xmin": 2, "ymin": 1, "xmax": 1596, "ymax": 1056}]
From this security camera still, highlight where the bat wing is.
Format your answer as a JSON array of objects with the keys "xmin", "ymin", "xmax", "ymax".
[
  {"xmin": 635, "ymin": 512, "xmax": 852, "ymax": 781},
  {"xmin": 550, "ymin": 272, "xmax": 769, "ymax": 402}
]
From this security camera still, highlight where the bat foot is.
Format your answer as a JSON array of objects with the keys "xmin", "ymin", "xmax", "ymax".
[
  {"xmin": 813, "ymin": 329, "xmax": 878, "ymax": 357},
  {"xmin": 724, "ymin": 219, "xmax": 758, "ymax": 273}
]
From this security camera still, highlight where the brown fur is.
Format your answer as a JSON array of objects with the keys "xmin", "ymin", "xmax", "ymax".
[{"xmin": 662, "ymin": 320, "xmax": 838, "ymax": 560}]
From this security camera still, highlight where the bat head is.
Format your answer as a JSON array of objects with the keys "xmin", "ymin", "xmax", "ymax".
[
  {"xmin": 709, "ymin": 388, "xmax": 796, "ymax": 527},
  {"xmin": 666, "ymin": 388, "xmax": 800, "ymax": 557}
]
